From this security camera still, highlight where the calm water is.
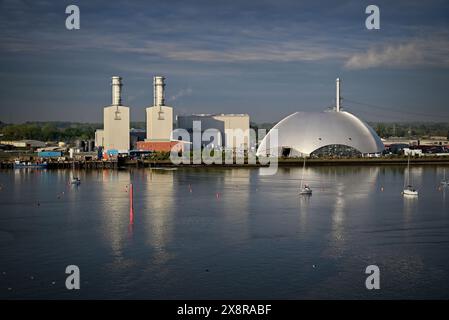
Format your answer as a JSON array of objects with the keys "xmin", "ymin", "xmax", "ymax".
[{"xmin": 0, "ymin": 166, "xmax": 448, "ymax": 299}]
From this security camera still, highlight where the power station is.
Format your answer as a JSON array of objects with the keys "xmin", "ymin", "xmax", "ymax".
[
  {"xmin": 95, "ymin": 74, "xmax": 251, "ymax": 155},
  {"xmin": 95, "ymin": 75, "xmax": 382, "ymax": 158},
  {"xmin": 146, "ymin": 76, "xmax": 173, "ymax": 142},
  {"xmin": 98, "ymin": 76, "xmax": 130, "ymax": 153}
]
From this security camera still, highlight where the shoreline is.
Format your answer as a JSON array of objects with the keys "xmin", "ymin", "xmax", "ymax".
[{"xmin": 2, "ymin": 157, "xmax": 449, "ymax": 169}]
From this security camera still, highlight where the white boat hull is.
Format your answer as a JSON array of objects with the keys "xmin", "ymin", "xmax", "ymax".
[
  {"xmin": 299, "ymin": 188, "xmax": 312, "ymax": 195},
  {"xmin": 403, "ymin": 189, "xmax": 418, "ymax": 196}
]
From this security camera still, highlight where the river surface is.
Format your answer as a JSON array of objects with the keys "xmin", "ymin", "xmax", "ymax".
[{"xmin": 0, "ymin": 166, "xmax": 448, "ymax": 299}]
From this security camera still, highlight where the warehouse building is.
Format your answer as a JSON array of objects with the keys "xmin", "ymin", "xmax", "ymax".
[{"xmin": 176, "ymin": 113, "xmax": 250, "ymax": 151}]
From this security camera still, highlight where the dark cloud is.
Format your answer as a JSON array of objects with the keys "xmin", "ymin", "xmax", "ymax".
[{"xmin": 0, "ymin": 0, "xmax": 448, "ymax": 123}]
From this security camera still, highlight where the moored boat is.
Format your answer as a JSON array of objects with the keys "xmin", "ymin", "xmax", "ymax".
[{"xmin": 13, "ymin": 160, "xmax": 47, "ymax": 169}]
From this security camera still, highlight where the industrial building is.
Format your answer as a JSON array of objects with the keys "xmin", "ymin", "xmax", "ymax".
[
  {"xmin": 146, "ymin": 76, "xmax": 173, "ymax": 141},
  {"xmin": 99, "ymin": 76, "xmax": 130, "ymax": 153},
  {"xmin": 0, "ymin": 140, "xmax": 46, "ymax": 149},
  {"xmin": 93, "ymin": 74, "xmax": 251, "ymax": 154},
  {"xmin": 176, "ymin": 113, "xmax": 250, "ymax": 150},
  {"xmin": 136, "ymin": 76, "xmax": 186, "ymax": 153},
  {"xmin": 94, "ymin": 129, "xmax": 104, "ymax": 149},
  {"xmin": 130, "ymin": 128, "xmax": 146, "ymax": 149},
  {"xmin": 256, "ymin": 78, "xmax": 384, "ymax": 157}
]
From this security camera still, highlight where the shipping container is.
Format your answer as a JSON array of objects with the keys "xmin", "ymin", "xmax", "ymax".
[{"xmin": 38, "ymin": 151, "xmax": 62, "ymax": 158}]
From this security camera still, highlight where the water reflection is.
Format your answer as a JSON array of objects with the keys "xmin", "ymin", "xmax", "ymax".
[
  {"xmin": 221, "ymin": 169, "xmax": 250, "ymax": 236},
  {"xmin": 403, "ymin": 195, "xmax": 418, "ymax": 223},
  {"xmin": 332, "ymin": 183, "xmax": 345, "ymax": 235},
  {"xmin": 298, "ymin": 194, "xmax": 311, "ymax": 232},
  {"xmin": 141, "ymin": 170, "xmax": 175, "ymax": 265},
  {"xmin": 97, "ymin": 170, "xmax": 131, "ymax": 265},
  {"xmin": 2, "ymin": 165, "xmax": 449, "ymax": 299}
]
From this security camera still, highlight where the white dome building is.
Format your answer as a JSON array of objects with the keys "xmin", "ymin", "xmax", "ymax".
[{"xmin": 256, "ymin": 79, "xmax": 384, "ymax": 157}]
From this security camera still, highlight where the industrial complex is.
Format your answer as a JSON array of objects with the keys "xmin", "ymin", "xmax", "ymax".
[
  {"xmin": 95, "ymin": 76, "xmax": 386, "ymax": 159},
  {"xmin": 257, "ymin": 78, "xmax": 385, "ymax": 157},
  {"xmin": 1, "ymin": 76, "xmax": 448, "ymax": 168},
  {"xmin": 94, "ymin": 75, "xmax": 250, "ymax": 157},
  {"xmin": 94, "ymin": 75, "xmax": 385, "ymax": 159}
]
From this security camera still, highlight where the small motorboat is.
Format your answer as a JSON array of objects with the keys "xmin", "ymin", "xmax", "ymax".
[{"xmin": 71, "ymin": 177, "xmax": 81, "ymax": 185}]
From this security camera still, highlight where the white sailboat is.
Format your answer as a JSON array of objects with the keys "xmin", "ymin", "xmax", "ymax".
[
  {"xmin": 299, "ymin": 157, "xmax": 312, "ymax": 195},
  {"xmin": 402, "ymin": 154, "xmax": 418, "ymax": 197},
  {"xmin": 71, "ymin": 177, "xmax": 81, "ymax": 185},
  {"xmin": 70, "ymin": 161, "xmax": 80, "ymax": 185}
]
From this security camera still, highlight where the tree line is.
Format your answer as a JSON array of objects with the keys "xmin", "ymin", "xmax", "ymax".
[
  {"xmin": 369, "ymin": 122, "xmax": 449, "ymax": 139},
  {"xmin": 0, "ymin": 121, "xmax": 448, "ymax": 142},
  {"xmin": 0, "ymin": 122, "xmax": 100, "ymax": 142}
]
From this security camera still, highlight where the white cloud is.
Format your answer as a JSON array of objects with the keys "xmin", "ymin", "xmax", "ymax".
[{"xmin": 345, "ymin": 37, "xmax": 449, "ymax": 69}]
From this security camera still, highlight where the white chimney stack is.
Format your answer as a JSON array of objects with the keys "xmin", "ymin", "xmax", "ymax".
[
  {"xmin": 336, "ymin": 77, "xmax": 341, "ymax": 112},
  {"xmin": 153, "ymin": 76, "xmax": 165, "ymax": 107},
  {"xmin": 111, "ymin": 76, "xmax": 122, "ymax": 106}
]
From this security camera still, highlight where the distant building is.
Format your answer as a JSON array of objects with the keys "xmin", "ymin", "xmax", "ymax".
[
  {"xmin": 130, "ymin": 128, "xmax": 146, "ymax": 150},
  {"xmin": 0, "ymin": 140, "xmax": 46, "ymax": 149},
  {"xmin": 257, "ymin": 78, "xmax": 384, "ymax": 157},
  {"xmin": 403, "ymin": 148, "xmax": 423, "ymax": 157},
  {"xmin": 146, "ymin": 76, "xmax": 173, "ymax": 142},
  {"xmin": 101, "ymin": 76, "xmax": 130, "ymax": 152},
  {"xmin": 137, "ymin": 76, "xmax": 180, "ymax": 153},
  {"xmin": 383, "ymin": 136, "xmax": 449, "ymax": 147},
  {"xmin": 136, "ymin": 141, "xmax": 184, "ymax": 153},
  {"xmin": 94, "ymin": 129, "xmax": 104, "ymax": 149},
  {"xmin": 176, "ymin": 113, "xmax": 250, "ymax": 150}
]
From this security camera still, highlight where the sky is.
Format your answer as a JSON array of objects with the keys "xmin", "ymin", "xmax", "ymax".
[{"xmin": 0, "ymin": 0, "xmax": 449, "ymax": 124}]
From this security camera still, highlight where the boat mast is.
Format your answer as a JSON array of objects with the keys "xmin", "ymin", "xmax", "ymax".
[
  {"xmin": 300, "ymin": 157, "xmax": 306, "ymax": 189},
  {"xmin": 407, "ymin": 153, "xmax": 411, "ymax": 187}
]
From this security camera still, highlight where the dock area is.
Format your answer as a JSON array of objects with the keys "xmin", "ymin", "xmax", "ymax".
[{"xmin": 2, "ymin": 156, "xmax": 449, "ymax": 169}]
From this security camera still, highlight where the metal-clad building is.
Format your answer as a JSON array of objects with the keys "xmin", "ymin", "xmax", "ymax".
[
  {"xmin": 176, "ymin": 113, "xmax": 250, "ymax": 150},
  {"xmin": 257, "ymin": 78, "xmax": 384, "ymax": 157}
]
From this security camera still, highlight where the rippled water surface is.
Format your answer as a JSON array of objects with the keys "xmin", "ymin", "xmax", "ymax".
[{"xmin": 0, "ymin": 166, "xmax": 448, "ymax": 299}]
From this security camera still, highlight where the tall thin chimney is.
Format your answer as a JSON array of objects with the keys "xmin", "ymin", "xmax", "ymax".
[
  {"xmin": 336, "ymin": 77, "xmax": 341, "ymax": 112},
  {"xmin": 111, "ymin": 76, "xmax": 122, "ymax": 106},
  {"xmin": 153, "ymin": 76, "xmax": 165, "ymax": 107}
]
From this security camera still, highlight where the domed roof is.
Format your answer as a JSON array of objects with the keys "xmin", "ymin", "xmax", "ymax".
[{"xmin": 256, "ymin": 110, "xmax": 384, "ymax": 156}]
